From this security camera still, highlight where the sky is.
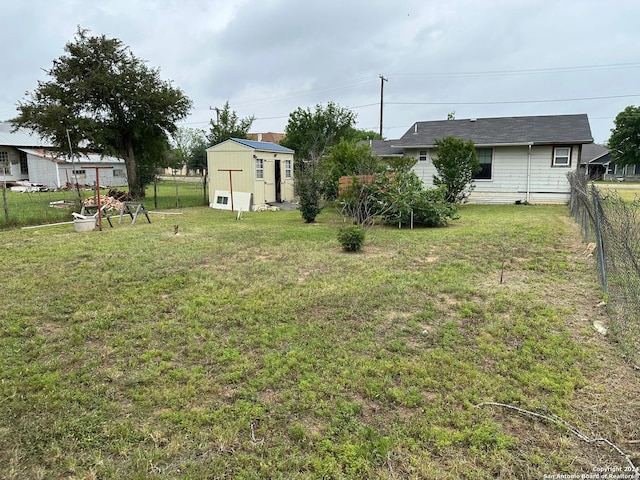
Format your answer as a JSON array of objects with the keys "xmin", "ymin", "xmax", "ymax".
[{"xmin": 1, "ymin": 0, "xmax": 639, "ymax": 144}]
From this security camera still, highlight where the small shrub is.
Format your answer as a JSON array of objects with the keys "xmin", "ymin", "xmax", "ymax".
[{"xmin": 337, "ymin": 225, "xmax": 365, "ymax": 252}]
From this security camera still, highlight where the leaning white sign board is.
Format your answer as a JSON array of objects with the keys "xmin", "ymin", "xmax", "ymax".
[{"xmin": 210, "ymin": 190, "xmax": 253, "ymax": 212}]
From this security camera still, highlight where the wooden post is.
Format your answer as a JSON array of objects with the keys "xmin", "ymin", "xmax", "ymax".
[
  {"xmin": 218, "ymin": 169, "xmax": 243, "ymax": 212},
  {"xmin": 87, "ymin": 166, "xmax": 113, "ymax": 231}
]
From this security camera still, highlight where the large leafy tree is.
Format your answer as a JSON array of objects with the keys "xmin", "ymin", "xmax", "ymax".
[
  {"xmin": 13, "ymin": 27, "xmax": 192, "ymax": 198},
  {"xmin": 281, "ymin": 102, "xmax": 356, "ymax": 161},
  {"xmin": 281, "ymin": 102, "xmax": 356, "ymax": 222},
  {"xmin": 608, "ymin": 105, "xmax": 640, "ymax": 167},
  {"xmin": 432, "ymin": 136, "xmax": 480, "ymax": 203},
  {"xmin": 207, "ymin": 101, "xmax": 254, "ymax": 146}
]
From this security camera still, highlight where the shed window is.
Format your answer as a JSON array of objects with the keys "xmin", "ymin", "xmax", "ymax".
[
  {"xmin": 216, "ymin": 195, "xmax": 229, "ymax": 205},
  {"xmin": 284, "ymin": 159, "xmax": 292, "ymax": 179},
  {"xmin": 113, "ymin": 169, "xmax": 125, "ymax": 177},
  {"xmin": 256, "ymin": 158, "xmax": 264, "ymax": 179},
  {"xmin": 474, "ymin": 148, "xmax": 493, "ymax": 180},
  {"xmin": 419, "ymin": 150, "xmax": 427, "ymax": 162},
  {"xmin": 553, "ymin": 147, "xmax": 571, "ymax": 167},
  {"xmin": 73, "ymin": 169, "xmax": 87, "ymax": 179}
]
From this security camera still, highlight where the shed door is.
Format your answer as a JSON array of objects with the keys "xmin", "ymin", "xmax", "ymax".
[{"xmin": 274, "ymin": 160, "xmax": 281, "ymax": 202}]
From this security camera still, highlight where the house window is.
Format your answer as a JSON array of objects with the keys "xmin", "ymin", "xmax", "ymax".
[
  {"xmin": 256, "ymin": 158, "xmax": 264, "ymax": 179},
  {"xmin": 19, "ymin": 151, "xmax": 28, "ymax": 175},
  {"xmin": 474, "ymin": 148, "xmax": 493, "ymax": 180},
  {"xmin": 419, "ymin": 150, "xmax": 427, "ymax": 162},
  {"xmin": 113, "ymin": 169, "xmax": 125, "ymax": 177},
  {"xmin": 284, "ymin": 160, "xmax": 292, "ymax": 179},
  {"xmin": 552, "ymin": 146, "xmax": 571, "ymax": 167},
  {"xmin": 216, "ymin": 195, "xmax": 229, "ymax": 205},
  {"xmin": 0, "ymin": 151, "xmax": 9, "ymax": 173}
]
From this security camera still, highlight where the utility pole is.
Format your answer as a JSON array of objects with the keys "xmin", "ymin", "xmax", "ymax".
[
  {"xmin": 379, "ymin": 74, "xmax": 388, "ymax": 138},
  {"xmin": 209, "ymin": 106, "xmax": 220, "ymax": 124}
]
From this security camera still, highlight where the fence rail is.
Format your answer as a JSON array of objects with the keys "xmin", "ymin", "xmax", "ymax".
[{"xmin": 568, "ymin": 171, "xmax": 640, "ymax": 361}]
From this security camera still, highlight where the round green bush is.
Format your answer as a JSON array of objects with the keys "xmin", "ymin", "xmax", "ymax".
[{"xmin": 337, "ymin": 225, "xmax": 365, "ymax": 252}]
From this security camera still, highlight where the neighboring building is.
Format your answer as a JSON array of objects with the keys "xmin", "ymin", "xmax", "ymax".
[
  {"xmin": 605, "ymin": 162, "xmax": 640, "ymax": 181},
  {"xmin": 207, "ymin": 138, "xmax": 294, "ymax": 211},
  {"xmin": 581, "ymin": 143, "xmax": 611, "ymax": 180},
  {"xmin": 246, "ymin": 132, "xmax": 285, "ymax": 144},
  {"xmin": 0, "ymin": 122, "xmax": 127, "ymax": 189},
  {"xmin": 369, "ymin": 114, "xmax": 594, "ymax": 204},
  {"xmin": 367, "ymin": 140, "xmax": 404, "ymax": 159},
  {"xmin": 20, "ymin": 149, "xmax": 127, "ymax": 189},
  {"xmin": 579, "ymin": 143, "xmax": 640, "ymax": 182}
]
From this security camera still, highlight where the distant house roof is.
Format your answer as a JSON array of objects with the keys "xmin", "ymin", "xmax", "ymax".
[
  {"xmin": 246, "ymin": 132, "xmax": 285, "ymax": 144},
  {"xmin": 394, "ymin": 114, "xmax": 594, "ymax": 148},
  {"xmin": 0, "ymin": 122, "xmax": 52, "ymax": 147},
  {"xmin": 581, "ymin": 143, "xmax": 611, "ymax": 165},
  {"xmin": 367, "ymin": 140, "xmax": 404, "ymax": 157},
  {"xmin": 221, "ymin": 138, "xmax": 294, "ymax": 153},
  {"xmin": 18, "ymin": 148, "xmax": 124, "ymax": 165}
]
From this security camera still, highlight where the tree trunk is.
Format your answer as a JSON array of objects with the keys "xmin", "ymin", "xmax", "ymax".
[{"xmin": 123, "ymin": 141, "xmax": 144, "ymax": 198}]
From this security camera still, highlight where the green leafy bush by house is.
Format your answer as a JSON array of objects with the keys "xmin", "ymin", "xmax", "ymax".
[{"xmin": 338, "ymin": 170, "xmax": 457, "ymax": 228}]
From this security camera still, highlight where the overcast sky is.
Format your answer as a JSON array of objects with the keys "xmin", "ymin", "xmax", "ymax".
[{"xmin": 2, "ymin": 0, "xmax": 639, "ymax": 144}]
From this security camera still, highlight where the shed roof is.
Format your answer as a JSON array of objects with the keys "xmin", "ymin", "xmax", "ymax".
[
  {"xmin": 0, "ymin": 122, "xmax": 52, "ymax": 147},
  {"xmin": 209, "ymin": 138, "xmax": 294, "ymax": 153},
  {"xmin": 394, "ymin": 114, "xmax": 593, "ymax": 148}
]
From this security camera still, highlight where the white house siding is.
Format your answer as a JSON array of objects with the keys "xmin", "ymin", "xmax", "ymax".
[
  {"xmin": 27, "ymin": 157, "xmax": 127, "ymax": 189},
  {"xmin": 409, "ymin": 145, "xmax": 578, "ymax": 204},
  {"xmin": 58, "ymin": 165, "xmax": 127, "ymax": 188},
  {"xmin": 0, "ymin": 147, "xmax": 25, "ymax": 182},
  {"xmin": 27, "ymin": 154, "xmax": 60, "ymax": 187}
]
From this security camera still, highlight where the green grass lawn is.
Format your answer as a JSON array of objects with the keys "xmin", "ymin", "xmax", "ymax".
[{"xmin": 0, "ymin": 205, "xmax": 637, "ymax": 479}]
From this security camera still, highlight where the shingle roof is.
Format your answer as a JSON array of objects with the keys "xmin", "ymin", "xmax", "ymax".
[
  {"xmin": 0, "ymin": 122, "xmax": 52, "ymax": 147},
  {"xmin": 581, "ymin": 143, "xmax": 610, "ymax": 165},
  {"xmin": 229, "ymin": 138, "xmax": 294, "ymax": 153},
  {"xmin": 394, "ymin": 114, "xmax": 593, "ymax": 147},
  {"xmin": 367, "ymin": 140, "xmax": 404, "ymax": 157}
]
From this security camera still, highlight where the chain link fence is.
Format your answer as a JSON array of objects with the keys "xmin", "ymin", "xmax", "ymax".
[{"xmin": 568, "ymin": 171, "xmax": 640, "ymax": 361}]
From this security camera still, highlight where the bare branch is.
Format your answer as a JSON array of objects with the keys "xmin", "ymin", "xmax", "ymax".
[{"xmin": 477, "ymin": 402, "xmax": 639, "ymax": 476}]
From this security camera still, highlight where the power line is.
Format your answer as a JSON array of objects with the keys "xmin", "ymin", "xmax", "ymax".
[
  {"xmin": 226, "ymin": 62, "xmax": 640, "ymax": 110},
  {"xmin": 387, "ymin": 93, "xmax": 640, "ymax": 106},
  {"xmin": 387, "ymin": 61, "xmax": 640, "ymax": 79}
]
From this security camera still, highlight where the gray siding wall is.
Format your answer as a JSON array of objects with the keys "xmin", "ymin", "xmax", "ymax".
[{"xmin": 409, "ymin": 145, "xmax": 579, "ymax": 203}]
